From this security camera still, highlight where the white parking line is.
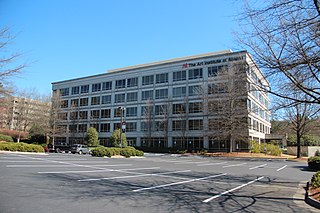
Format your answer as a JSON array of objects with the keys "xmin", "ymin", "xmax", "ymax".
[
  {"xmin": 222, "ymin": 163, "xmax": 247, "ymax": 168},
  {"xmin": 0, "ymin": 160, "xmax": 42, "ymax": 163},
  {"xmin": 174, "ymin": 161, "xmax": 210, "ymax": 165},
  {"xmin": 249, "ymin": 164, "xmax": 267, "ymax": 170},
  {"xmin": 203, "ymin": 176, "xmax": 265, "ymax": 203},
  {"xmin": 7, "ymin": 164, "xmax": 131, "ymax": 168},
  {"xmin": 79, "ymin": 170, "xmax": 191, "ymax": 182},
  {"xmin": 133, "ymin": 173, "xmax": 227, "ymax": 192},
  {"xmin": 197, "ymin": 162, "xmax": 228, "ymax": 166},
  {"xmin": 38, "ymin": 166, "xmax": 157, "ymax": 174},
  {"xmin": 276, "ymin": 165, "xmax": 287, "ymax": 172}
]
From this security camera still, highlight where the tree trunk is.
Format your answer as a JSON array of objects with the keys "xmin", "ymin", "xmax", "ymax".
[{"xmin": 296, "ymin": 131, "xmax": 301, "ymax": 158}]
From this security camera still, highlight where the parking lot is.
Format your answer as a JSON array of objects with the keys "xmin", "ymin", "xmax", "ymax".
[{"xmin": 0, "ymin": 152, "xmax": 318, "ymax": 213}]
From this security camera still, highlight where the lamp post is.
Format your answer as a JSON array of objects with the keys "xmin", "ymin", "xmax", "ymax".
[{"xmin": 118, "ymin": 106, "xmax": 126, "ymax": 148}]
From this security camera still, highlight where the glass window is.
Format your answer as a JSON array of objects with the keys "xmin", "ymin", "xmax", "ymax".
[
  {"xmin": 189, "ymin": 102, "xmax": 202, "ymax": 113},
  {"xmin": 78, "ymin": 124, "xmax": 87, "ymax": 132},
  {"xmin": 189, "ymin": 85, "xmax": 201, "ymax": 96},
  {"xmin": 60, "ymin": 100, "xmax": 68, "ymax": 108},
  {"xmin": 142, "ymin": 90, "xmax": 153, "ymax": 100},
  {"xmin": 208, "ymin": 65, "xmax": 227, "ymax": 77},
  {"xmin": 91, "ymin": 96, "xmax": 100, "ymax": 105},
  {"xmin": 173, "ymin": 87, "xmax": 186, "ymax": 98},
  {"xmin": 155, "ymin": 88, "xmax": 168, "ymax": 99},
  {"xmin": 100, "ymin": 123, "xmax": 110, "ymax": 132},
  {"xmin": 127, "ymin": 92, "xmax": 138, "ymax": 102},
  {"xmin": 81, "ymin": 85, "xmax": 89, "ymax": 94},
  {"xmin": 142, "ymin": 75, "xmax": 154, "ymax": 86},
  {"xmin": 172, "ymin": 120, "xmax": 186, "ymax": 131},
  {"xmin": 156, "ymin": 73, "xmax": 168, "ymax": 84},
  {"xmin": 115, "ymin": 93, "xmax": 125, "ymax": 103},
  {"xmin": 173, "ymin": 103, "xmax": 186, "ymax": 114},
  {"xmin": 173, "ymin": 70, "xmax": 186, "ymax": 82},
  {"xmin": 92, "ymin": 83, "xmax": 101, "ymax": 92},
  {"xmin": 90, "ymin": 123, "xmax": 99, "ymax": 132},
  {"xmin": 127, "ymin": 77, "xmax": 138, "ymax": 87},
  {"xmin": 90, "ymin": 110, "xmax": 100, "ymax": 119},
  {"xmin": 79, "ymin": 111, "xmax": 88, "ymax": 119},
  {"xmin": 126, "ymin": 122, "xmax": 137, "ymax": 132},
  {"xmin": 126, "ymin": 107, "xmax": 137, "ymax": 117},
  {"xmin": 189, "ymin": 68, "xmax": 203, "ymax": 80},
  {"xmin": 101, "ymin": 95, "xmax": 111, "ymax": 104},
  {"xmin": 60, "ymin": 88, "xmax": 69, "ymax": 96},
  {"xmin": 71, "ymin": 86, "xmax": 79, "ymax": 95},
  {"xmin": 58, "ymin": 112, "xmax": 68, "ymax": 120},
  {"xmin": 141, "ymin": 105, "xmax": 154, "ymax": 116},
  {"xmin": 70, "ymin": 111, "xmax": 78, "ymax": 120},
  {"xmin": 80, "ymin": 97, "xmax": 88, "ymax": 106},
  {"xmin": 102, "ymin": 81, "xmax": 112, "ymax": 90},
  {"xmin": 116, "ymin": 79, "xmax": 126, "ymax": 89},
  {"xmin": 155, "ymin": 104, "xmax": 168, "ymax": 115},
  {"xmin": 188, "ymin": 119, "xmax": 203, "ymax": 130},
  {"xmin": 70, "ymin": 99, "xmax": 79, "ymax": 107},
  {"xmin": 101, "ymin": 109, "xmax": 111, "ymax": 118}
]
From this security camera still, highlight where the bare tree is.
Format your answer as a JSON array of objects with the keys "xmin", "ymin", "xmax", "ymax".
[
  {"xmin": 173, "ymin": 97, "xmax": 188, "ymax": 149},
  {"xmin": 207, "ymin": 62, "xmax": 249, "ymax": 152},
  {"xmin": 142, "ymin": 99, "xmax": 154, "ymax": 146},
  {"xmin": 276, "ymin": 94, "xmax": 319, "ymax": 157},
  {"xmin": 0, "ymin": 27, "xmax": 27, "ymax": 95},
  {"xmin": 237, "ymin": 0, "xmax": 320, "ymax": 104}
]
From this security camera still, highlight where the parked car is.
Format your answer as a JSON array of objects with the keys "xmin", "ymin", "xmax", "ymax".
[
  {"xmin": 71, "ymin": 144, "xmax": 90, "ymax": 154},
  {"xmin": 47, "ymin": 143, "xmax": 71, "ymax": 153}
]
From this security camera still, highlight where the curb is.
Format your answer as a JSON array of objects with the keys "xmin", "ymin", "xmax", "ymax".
[{"xmin": 305, "ymin": 182, "xmax": 320, "ymax": 209}]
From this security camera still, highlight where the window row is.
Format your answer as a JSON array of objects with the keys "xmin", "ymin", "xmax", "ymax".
[
  {"xmin": 66, "ymin": 119, "xmax": 204, "ymax": 133},
  {"xmin": 58, "ymin": 102, "xmax": 203, "ymax": 121}
]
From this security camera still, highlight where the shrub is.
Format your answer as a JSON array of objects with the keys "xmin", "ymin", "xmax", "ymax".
[
  {"xmin": 91, "ymin": 146, "xmax": 107, "ymax": 157},
  {"xmin": 0, "ymin": 134, "xmax": 14, "ymax": 142},
  {"xmin": 0, "ymin": 142, "xmax": 44, "ymax": 153},
  {"xmin": 135, "ymin": 150, "xmax": 144, "ymax": 156},
  {"xmin": 110, "ymin": 129, "xmax": 127, "ymax": 147},
  {"xmin": 86, "ymin": 127, "xmax": 100, "ymax": 147},
  {"xmin": 311, "ymin": 171, "xmax": 320, "ymax": 188},
  {"xmin": 266, "ymin": 143, "xmax": 282, "ymax": 156},
  {"xmin": 250, "ymin": 141, "xmax": 260, "ymax": 153},
  {"xmin": 315, "ymin": 150, "xmax": 320, "ymax": 157},
  {"xmin": 308, "ymin": 156, "xmax": 320, "ymax": 170}
]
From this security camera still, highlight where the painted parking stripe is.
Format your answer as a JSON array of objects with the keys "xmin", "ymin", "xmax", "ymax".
[
  {"xmin": 197, "ymin": 162, "xmax": 228, "ymax": 166},
  {"xmin": 222, "ymin": 163, "xmax": 247, "ymax": 168},
  {"xmin": 7, "ymin": 164, "xmax": 131, "ymax": 168},
  {"xmin": 249, "ymin": 164, "xmax": 267, "ymax": 170},
  {"xmin": 37, "ymin": 167, "xmax": 159, "ymax": 174},
  {"xmin": 37, "ymin": 164, "xmax": 134, "ymax": 173},
  {"xmin": 79, "ymin": 170, "xmax": 191, "ymax": 182},
  {"xmin": 203, "ymin": 176, "xmax": 265, "ymax": 203},
  {"xmin": 133, "ymin": 173, "xmax": 227, "ymax": 192},
  {"xmin": 174, "ymin": 161, "xmax": 210, "ymax": 165},
  {"xmin": 276, "ymin": 165, "xmax": 287, "ymax": 172}
]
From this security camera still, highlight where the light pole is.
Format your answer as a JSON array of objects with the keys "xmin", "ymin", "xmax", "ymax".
[{"xmin": 118, "ymin": 106, "xmax": 126, "ymax": 148}]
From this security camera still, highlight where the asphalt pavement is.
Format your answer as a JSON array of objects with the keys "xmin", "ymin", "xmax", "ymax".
[{"xmin": 0, "ymin": 152, "xmax": 318, "ymax": 213}]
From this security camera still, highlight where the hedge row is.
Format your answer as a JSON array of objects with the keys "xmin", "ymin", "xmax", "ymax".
[
  {"xmin": 311, "ymin": 171, "xmax": 320, "ymax": 188},
  {"xmin": 0, "ymin": 142, "xmax": 44, "ymax": 153},
  {"xmin": 250, "ymin": 141, "xmax": 282, "ymax": 156},
  {"xmin": 308, "ymin": 156, "xmax": 320, "ymax": 171},
  {"xmin": 0, "ymin": 134, "xmax": 14, "ymax": 142},
  {"xmin": 91, "ymin": 146, "xmax": 144, "ymax": 158}
]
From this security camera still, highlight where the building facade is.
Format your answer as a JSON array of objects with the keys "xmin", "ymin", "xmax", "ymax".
[{"xmin": 52, "ymin": 50, "xmax": 271, "ymax": 151}]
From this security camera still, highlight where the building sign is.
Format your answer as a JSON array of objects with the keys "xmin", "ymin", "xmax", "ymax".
[{"xmin": 182, "ymin": 59, "xmax": 223, "ymax": 69}]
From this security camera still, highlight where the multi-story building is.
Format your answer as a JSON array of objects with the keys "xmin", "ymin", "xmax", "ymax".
[
  {"xmin": 0, "ymin": 96, "xmax": 51, "ymax": 132},
  {"xmin": 52, "ymin": 50, "xmax": 271, "ymax": 151}
]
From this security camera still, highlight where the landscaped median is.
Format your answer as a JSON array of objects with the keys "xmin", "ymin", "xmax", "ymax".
[
  {"xmin": 305, "ymin": 156, "xmax": 320, "ymax": 209},
  {"xmin": 91, "ymin": 146, "xmax": 144, "ymax": 158},
  {"xmin": 0, "ymin": 142, "xmax": 45, "ymax": 153}
]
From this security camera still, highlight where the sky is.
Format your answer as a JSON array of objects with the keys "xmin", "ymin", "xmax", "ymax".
[{"xmin": 0, "ymin": 0, "xmax": 243, "ymax": 96}]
